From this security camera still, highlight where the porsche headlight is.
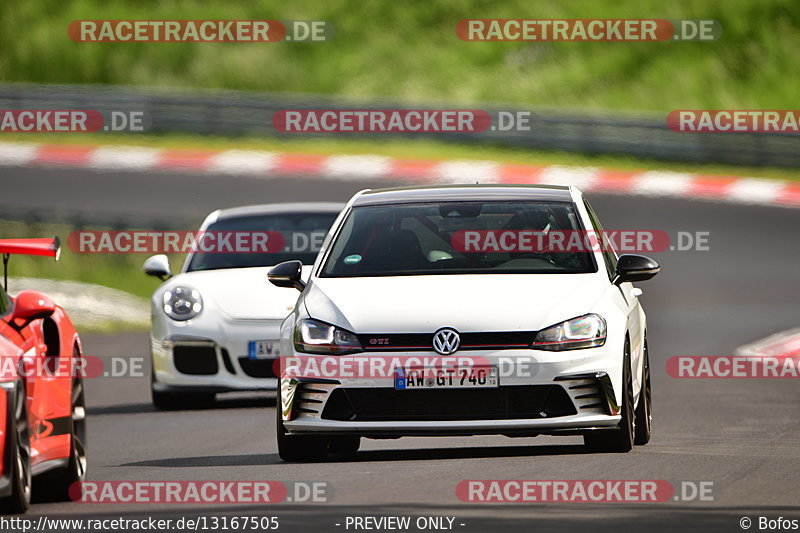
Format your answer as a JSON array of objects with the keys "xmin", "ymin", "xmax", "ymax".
[
  {"xmin": 532, "ymin": 314, "xmax": 606, "ymax": 351},
  {"xmin": 162, "ymin": 286, "xmax": 203, "ymax": 321},
  {"xmin": 294, "ymin": 319, "xmax": 362, "ymax": 355}
]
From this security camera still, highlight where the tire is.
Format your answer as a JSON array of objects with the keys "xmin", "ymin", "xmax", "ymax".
[
  {"xmin": 329, "ymin": 436, "xmax": 361, "ymax": 455},
  {"xmin": 0, "ymin": 381, "xmax": 32, "ymax": 514},
  {"xmin": 584, "ymin": 340, "xmax": 635, "ymax": 453},
  {"xmin": 634, "ymin": 339, "xmax": 652, "ymax": 446},
  {"xmin": 276, "ymin": 387, "xmax": 329, "ymax": 462},
  {"xmin": 38, "ymin": 369, "xmax": 88, "ymax": 501}
]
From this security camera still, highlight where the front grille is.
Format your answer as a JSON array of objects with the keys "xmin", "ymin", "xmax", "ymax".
[
  {"xmin": 238, "ymin": 357, "xmax": 278, "ymax": 378},
  {"xmin": 357, "ymin": 331, "xmax": 537, "ymax": 351},
  {"xmin": 173, "ymin": 345, "xmax": 218, "ymax": 375},
  {"xmin": 321, "ymin": 385, "xmax": 576, "ymax": 421}
]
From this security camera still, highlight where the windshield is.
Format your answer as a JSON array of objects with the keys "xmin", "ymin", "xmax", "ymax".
[
  {"xmin": 321, "ymin": 201, "xmax": 597, "ymax": 277},
  {"xmin": 186, "ymin": 212, "xmax": 338, "ymax": 272}
]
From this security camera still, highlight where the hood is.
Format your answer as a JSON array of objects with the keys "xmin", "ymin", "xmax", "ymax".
[
  {"xmin": 168, "ymin": 266, "xmax": 311, "ymax": 320},
  {"xmin": 303, "ymin": 273, "xmax": 608, "ymax": 333}
]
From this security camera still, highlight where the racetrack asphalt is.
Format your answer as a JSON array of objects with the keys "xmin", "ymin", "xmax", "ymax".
[{"xmin": 2, "ymin": 165, "xmax": 800, "ymax": 532}]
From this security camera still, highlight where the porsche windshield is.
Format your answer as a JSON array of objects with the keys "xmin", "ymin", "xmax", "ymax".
[
  {"xmin": 321, "ymin": 201, "xmax": 597, "ymax": 277},
  {"xmin": 187, "ymin": 212, "xmax": 337, "ymax": 272}
]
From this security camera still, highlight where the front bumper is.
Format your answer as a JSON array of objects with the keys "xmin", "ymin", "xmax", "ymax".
[
  {"xmin": 280, "ymin": 345, "xmax": 623, "ymax": 437},
  {"xmin": 151, "ymin": 316, "xmax": 284, "ymax": 392},
  {"xmin": 285, "ymin": 414, "xmax": 620, "ymax": 436}
]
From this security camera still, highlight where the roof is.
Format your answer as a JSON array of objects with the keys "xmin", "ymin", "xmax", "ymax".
[
  {"xmin": 352, "ymin": 184, "xmax": 574, "ymax": 206},
  {"xmin": 214, "ymin": 202, "xmax": 345, "ymax": 221}
]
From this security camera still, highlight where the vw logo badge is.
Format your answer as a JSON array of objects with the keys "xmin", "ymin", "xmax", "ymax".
[{"xmin": 432, "ymin": 328, "xmax": 460, "ymax": 355}]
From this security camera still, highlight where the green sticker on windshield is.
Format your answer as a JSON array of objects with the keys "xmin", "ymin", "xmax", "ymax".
[{"xmin": 344, "ymin": 254, "xmax": 362, "ymax": 264}]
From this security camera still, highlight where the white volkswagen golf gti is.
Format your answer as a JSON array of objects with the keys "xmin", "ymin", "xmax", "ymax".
[
  {"xmin": 144, "ymin": 202, "xmax": 342, "ymax": 409},
  {"xmin": 268, "ymin": 185, "xmax": 659, "ymax": 461}
]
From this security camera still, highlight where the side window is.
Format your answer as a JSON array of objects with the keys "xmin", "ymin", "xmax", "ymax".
[{"xmin": 583, "ymin": 200, "xmax": 618, "ymax": 280}]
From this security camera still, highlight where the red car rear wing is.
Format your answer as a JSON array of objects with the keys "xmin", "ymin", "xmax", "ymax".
[{"xmin": 0, "ymin": 237, "xmax": 60, "ymax": 290}]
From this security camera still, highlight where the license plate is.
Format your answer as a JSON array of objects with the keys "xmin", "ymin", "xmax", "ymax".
[
  {"xmin": 248, "ymin": 340, "xmax": 278, "ymax": 360},
  {"xmin": 394, "ymin": 367, "xmax": 498, "ymax": 390}
]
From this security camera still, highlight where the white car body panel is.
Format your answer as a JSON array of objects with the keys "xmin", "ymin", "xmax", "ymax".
[{"xmin": 278, "ymin": 186, "xmax": 653, "ymax": 438}]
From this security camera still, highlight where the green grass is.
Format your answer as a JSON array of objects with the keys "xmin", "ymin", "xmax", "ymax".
[
  {"xmin": 0, "ymin": 219, "xmax": 182, "ymax": 300},
  {"xmin": 3, "ymin": 131, "xmax": 799, "ymax": 182},
  {"xmin": 0, "ymin": 0, "xmax": 798, "ymax": 111}
]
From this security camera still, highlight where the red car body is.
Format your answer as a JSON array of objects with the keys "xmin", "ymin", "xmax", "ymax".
[{"xmin": 0, "ymin": 238, "xmax": 86, "ymax": 513}]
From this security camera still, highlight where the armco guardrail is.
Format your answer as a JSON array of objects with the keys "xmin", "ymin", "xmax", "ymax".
[{"xmin": 1, "ymin": 82, "xmax": 798, "ymax": 168}]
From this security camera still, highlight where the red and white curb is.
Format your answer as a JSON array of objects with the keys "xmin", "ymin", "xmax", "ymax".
[
  {"xmin": 1, "ymin": 141, "xmax": 798, "ymax": 208},
  {"xmin": 737, "ymin": 328, "xmax": 800, "ymax": 358}
]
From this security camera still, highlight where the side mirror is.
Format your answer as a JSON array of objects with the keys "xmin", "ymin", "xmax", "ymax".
[
  {"xmin": 613, "ymin": 254, "xmax": 660, "ymax": 285},
  {"xmin": 268, "ymin": 260, "xmax": 306, "ymax": 292},
  {"xmin": 12, "ymin": 290, "xmax": 55, "ymax": 322},
  {"xmin": 143, "ymin": 254, "xmax": 172, "ymax": 281}
]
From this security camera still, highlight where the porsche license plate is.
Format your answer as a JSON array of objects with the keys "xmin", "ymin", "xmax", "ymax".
[{"xmin": 248, "ymin": 340, "xmax": 278, "ymax": 360}]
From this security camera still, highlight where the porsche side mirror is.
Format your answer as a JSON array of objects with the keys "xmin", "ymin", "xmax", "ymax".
[
  {"xmin": 613, "ymin": 254, "xmax": 660, "ymax": 285},
  {"xmin": 143, "ymin": 254, "xmax": 172, "ymax": 281},
  {"xmin": 268, "ymin": 260, "xmax": 306, "ymax": 292}
]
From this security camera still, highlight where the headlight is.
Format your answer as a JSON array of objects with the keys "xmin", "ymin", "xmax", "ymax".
[
  {"xmin": 532, "ymin": 314, "xmax": 606, "ymax": 351},
  {"xmin": 162, "ymin": 286, "xmax": 203, "ymax": 321},
  {"xmin": 294, "ymin": 319, "xmax": 362, "ymax": 355}
]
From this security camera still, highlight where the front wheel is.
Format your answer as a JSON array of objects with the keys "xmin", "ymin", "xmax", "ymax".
[
  {"xmin": 0, "ymin": 381, "xmax": 31, "ymax": 514},
  {"xmin": 584, "ymin": 340, "xmax": 635, "ymax": 453}
]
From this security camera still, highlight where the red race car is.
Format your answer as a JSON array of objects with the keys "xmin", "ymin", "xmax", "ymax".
[{"xmin": 0, "ymin": 238, "xmax": 86, "ymax": 513}]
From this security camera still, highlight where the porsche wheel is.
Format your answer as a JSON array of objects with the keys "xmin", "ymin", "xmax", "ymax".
[{"xmin": 38, "ymin": 363, "xmax": 88, "ymax": 501}]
